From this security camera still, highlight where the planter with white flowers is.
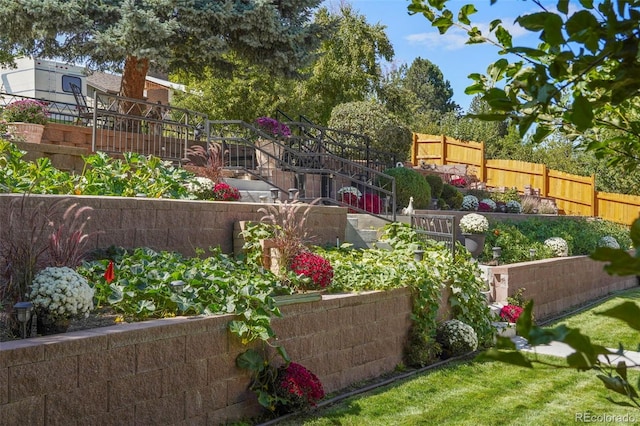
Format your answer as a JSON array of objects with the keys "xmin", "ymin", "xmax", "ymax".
[
  {"xmin": 28, "ymin": 266, "xmax": 95, "ymax": 335},
  {"xmin": 459, "ymin": 213, "xmax": 489, "ymax": 258}
]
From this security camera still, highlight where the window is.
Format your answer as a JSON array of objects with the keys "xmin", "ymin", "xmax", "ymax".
[{"xmin": 62, "ymin": 75, "xmax": 82, "ymax": 93}]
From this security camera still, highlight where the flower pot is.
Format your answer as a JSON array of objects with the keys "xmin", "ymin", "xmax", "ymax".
[
  {"xmin": 462, "ymin": 233, "xmax": 486, "ymax": 258},
  {"xmin": 36, "ymin": 315, "xmax": 70, "ymax": 335},
  {"xmin": 7, "ymin": 122, "xmax": 45, "ymax": 143}
]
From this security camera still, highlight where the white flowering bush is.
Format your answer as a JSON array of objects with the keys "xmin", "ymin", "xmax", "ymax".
[
  {"xmin": 436, "ymin": 319, "xmax": 478, "ymax": 357},
  {"xmin": 506, "ymin": 200, "xmax": 522, "ymax": 213},
  {"xmin": 184, "ymin": 176, "xmax": 215, "ymax": 199},
  {"xmin": 544, "ymin": 237, "xmax": 569, "ymax": 257},
  {"xmin": 459, "ymin": 213, "xmax": 489, "ymax": 234},
  {"xmin": 28, "ymin": 267, "xmax": 94, "ymax": 321},
  {"xmin": 461, "ymin": 195, "xmax": 479, "ymax": 211},
  {"xmin": 598, "ymin": 235, "xmax": 620, "ymax": 249}
]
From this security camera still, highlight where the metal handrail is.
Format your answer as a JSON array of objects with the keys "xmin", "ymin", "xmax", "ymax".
[{"xmin": 209, "ymin": 119, "xmax": 397, "ymax": 220}]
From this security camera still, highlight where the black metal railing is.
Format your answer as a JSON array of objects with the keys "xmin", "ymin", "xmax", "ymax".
[
  {"xmin": 0, "ymin": 92, "xmax": 80, "ymax": 123},
  {"xmin": 209, "ymin": 120, "xmax": 396, "ymax": 220},
  {"xmin": 89, "ymin": 91, "xmax": 208, "ymax": 163}
]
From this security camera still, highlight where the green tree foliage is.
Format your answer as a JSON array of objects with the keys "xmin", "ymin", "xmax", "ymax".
[
  {"xmin": 171, "ymin": 56, "xmax": 298, "ymax": 122},
  {"xmin": 404, "ymin": 57, "xmax": 458, "ymax": 115},
  {"xmin": 0, "ymin": 0, "xmax": 323, "ymax": 100},
  {"xmin": 408, "ymin": 0, "xmax": 640, "ymax": 171},
  {"xmin": 328, "ymin": 101, "xmax": 412, "ymax": 162},
  {"xmin": 298, "ymin": 4, "xmax": 394, "ymax": 124}
]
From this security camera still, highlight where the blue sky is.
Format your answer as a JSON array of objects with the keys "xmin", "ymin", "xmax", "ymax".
[{"xmin": 323, "ymin": 0, "xmax": 555, "ymax": 111}]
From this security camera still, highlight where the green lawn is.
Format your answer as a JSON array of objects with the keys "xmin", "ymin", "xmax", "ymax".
[{"xmin": 276, "ymin": 289, "xmax": 640, "ymax": 425}]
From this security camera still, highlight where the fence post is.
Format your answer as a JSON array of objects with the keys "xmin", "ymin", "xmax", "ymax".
[
  {"xmin": 441, "ymin": 134, "xmax": 447, "ymax": 165},
  {"xmin": 542, "ymin": 165, "xmax": 548, "ymax": 197},
  {"xmin": 591, "ymin": 174, "xmax": 597, "ymax": 217},
  {"xmin": 479, "ymin": 140, "xmax": 486, "ymax": 182}
]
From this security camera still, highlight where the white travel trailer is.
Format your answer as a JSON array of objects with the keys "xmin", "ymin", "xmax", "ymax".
[{"xmin": 0, "ymin": 57, "xmax": 88, "ymax": 105}]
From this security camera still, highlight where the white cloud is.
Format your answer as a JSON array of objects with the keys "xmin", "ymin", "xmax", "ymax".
[{"xmin": 406, "ymin": 17, "xmax": 534, "ymax": 51}]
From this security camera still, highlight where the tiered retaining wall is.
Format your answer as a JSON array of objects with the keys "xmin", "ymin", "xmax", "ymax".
[
  {"xmin": 0, "ymin": 194, "xmax": 347, "ymax": 257},
  {"xmin": 0, "ymin": 289, "xmax": 412, "ymax": 425},
  {"xmin": 489, "ymin": 256, "xmax": 637, "ymax": 319}
]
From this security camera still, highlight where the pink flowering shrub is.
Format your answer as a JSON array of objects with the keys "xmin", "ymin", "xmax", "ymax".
[
  {"xmin": 212, "ymin": 182, "xmax": 241, "ymax": 201},
  {"xmin": 275, "ymin": 362, "xmax": 325, "ymax": 412},
  {"xmin": 450, "ymin": 177, "xmax": 467, "ymax": 188},
  {"xmin": 290, "ymin": 251, "xmax": 333, "ymax": 290},
  {"xmin": 478, "ymin": 201, "xmax": 493, "ymax": 212},
  {"xmin": 500, "ymin": 304, "xmax": 524, "ymax": 323},
  {"xmin": 3, "ymin": 99, "xmax": 49, "ymax": 125}
]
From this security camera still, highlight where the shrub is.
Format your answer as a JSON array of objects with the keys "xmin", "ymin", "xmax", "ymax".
[
  {"xmin": 424, "ymin": 174, "xmax": 444, "ymax": 198},
  {"xmin": 436, "ymin": 319, "xmax": 478, "ymax": 357},
  {"xmin": 479, "ymin": 198, "xmax": 496, "ymax": 212},
  {"xmin": 544, "ymin": 237, "xmax": 569, "ymax": 257},
  {"xmin": 380, "ymin": 167, "xmax": 431, "ymax": 209},
  {"xmin": 328, "ymin": 101, "xmax": 412, "ymax": 164},
  {"xmin": 500, "ymin": 304, "xmax": 524, "ymax": 323},
  {"xmin": 491, "ymin": 187, "xmax": 520, "ymax": 204},
  {"xmin": 290, "ymin": 251, "xmax": 333, "ymax": 290},
  {"xmin": 3, "ymin": 99, "xmax": 49, "ymax": 125},
  {"xmin": 274, "ymin": 362, "xmax": 325, "ymax": 412},
  {"xmin": 598, "ymin": 235, "xmax": 620, "ymax": 249},
  {"xmin": 28, "ymin": 266, "xmax": 94, "ymax": 321},
  {"xmin": 506, "ymin": 200, "xmax": 522, "ymax": 213},
  {"xmin": 359, "ymin": 192, "xmax": 382, "ymax": 214},
  {"xmin": 461, "ymin": 195, "xmax": 479, "ymax": 211},
  {"xmin": 459, "ymin": 213, "xmax": 489, "ymax": 234},
  {"xmin": 441, "ymin": 183, "xmax": 463, "ymax": 209},
  {"xmin": 212, "ymin": 182, "xmax": 241, "ymax": 201}
]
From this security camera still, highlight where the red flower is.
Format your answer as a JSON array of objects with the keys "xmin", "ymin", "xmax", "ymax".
[
  {"xmin": 500, "ymin": 304, "xmax": 523, "ymax": 323},
  {"xmin": 276, "ymin": 362, "xmax": 325, "ymax": 408},
  {"xmin": 290, "ymin": 252, "xmax": 333, "ymax": 289},
  {"xmin": 359, "ymin": 193, "xmax": 382, "ymax": 214},
  {"xmin": 104, "ymin": 260, "xmax": 115, "ymax": 284},
  {"xmin": 212, "ymin": 182, "xmax": 241, "ymax": 201}
]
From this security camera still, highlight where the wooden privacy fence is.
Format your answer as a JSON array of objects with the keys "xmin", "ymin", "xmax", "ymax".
[{"xmin": 411, "ymin": 133, "xmax": 640, "ymax": 225}]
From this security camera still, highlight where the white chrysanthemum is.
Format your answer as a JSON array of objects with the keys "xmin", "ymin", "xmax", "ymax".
[
  {"xmin": 544, "ymin": 237, "xmax": 569, "ymax": 257},
  {"xmin": 28, "ymin": 266, "xmax": 94, "ymax": 321},
  {"xmin": 598, "ymin": 235, "xmax": 620, "ymax": 249},
  {"xmin": 506, "ymin": 200, "xmax": 522, "ymax": 213},
  {"xmin": 184, "ymin": 176, "xmax": 215, "ymax": 198},
  {"xmin": 459, "ymin": 213, "xmax": 489, "ymax": 234},
  {"xmin": 461, "ymin": 195, "xmax": 479, "ymax": 211}
]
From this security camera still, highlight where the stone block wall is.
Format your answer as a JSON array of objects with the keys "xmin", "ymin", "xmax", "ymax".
[
  {"xmin": 0, "ymin": 289, "xmax": 412, "ymax": 425},
  {"xmin": 488, "ymin": 256, "xmax": 637, "ymax": 319},
  {"xmin": 0, "ymin": 194, "xmax": 347, "ymax": 257}
]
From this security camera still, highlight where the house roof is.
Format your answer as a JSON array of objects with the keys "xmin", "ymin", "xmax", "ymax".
[
  {"xmin": 86, "ymin": 71, "xmax": 185, "ymax": 95},
  {"xmin": 86, "ymin": 72, "xmax": 121, "ymax": 94}
]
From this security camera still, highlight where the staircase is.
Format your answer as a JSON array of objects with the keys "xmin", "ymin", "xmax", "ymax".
[
  {"xmin": 345, "ymin": 214, "xmax": 411, "ymax": 249},
  {"xmin": 209, "ymin": 119, "xmax": 398, "ymax": 221}
]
